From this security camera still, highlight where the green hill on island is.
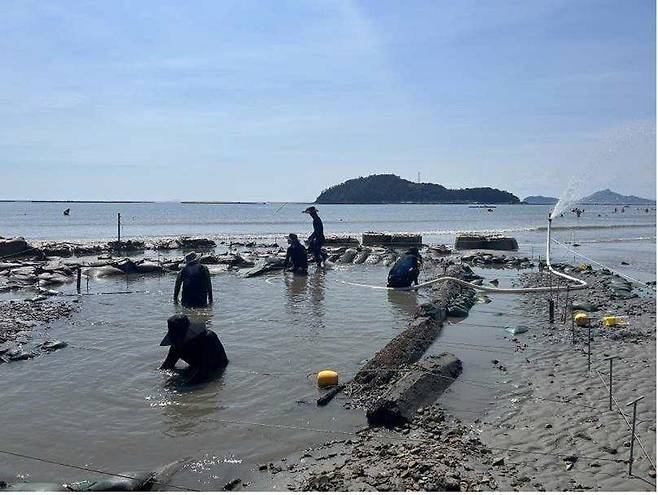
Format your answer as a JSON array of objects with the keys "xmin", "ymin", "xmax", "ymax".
[{"xmin": 315, "ymin": 174, "xmax": 519, "ymax": 204}]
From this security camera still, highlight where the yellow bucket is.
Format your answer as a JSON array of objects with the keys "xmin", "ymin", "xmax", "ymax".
[
  {"xmin": 574, "ymin": 312, "xmax": 589, "ymax": 327},
  {"xmin": 603, "ymin": 316, "xmax": 627, "ymax": 327},
  {"xmin": 317, "ymin": 370, "xmax": 338, "ymax": 389}
]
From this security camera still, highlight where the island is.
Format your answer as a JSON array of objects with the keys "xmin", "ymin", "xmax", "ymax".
[
  {"xmin": 522, "ymin": 195, "xmax": 559, "ymax": 205},
  {"xmin": 579, "ymin": 189, "xmax": 655, "ymax": 205},
  {"xmin": 315, "ymin": 174, "xmax": 520, "ymax": 204}
]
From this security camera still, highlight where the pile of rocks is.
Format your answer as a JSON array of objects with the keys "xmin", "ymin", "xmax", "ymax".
[
  {"xmin": 0, "ymin": 299, "xmax": 77, "ymax": 345},
  {"xmin": 460, "ymin": 252, "xmax": 534, "ymax": 269},
  {"xmin": 277, "ymin": 406, "xmax": 524, "ymax": 491}
]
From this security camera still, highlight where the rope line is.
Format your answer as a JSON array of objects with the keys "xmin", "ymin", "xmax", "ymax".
[
  {"xmin": 552, "ymin": 237, "xmax": 655, "ymax": 290},
  {"xmin": 0, "ymin": 448, "xmax": 199, "ymax": 492},
  {"xmin": 206, "ymin": 417, "xmax": 625, "ymax": 466},
  {"xmin": 594, "ymin": 369, "xmax": 656, "ymax": 470}
]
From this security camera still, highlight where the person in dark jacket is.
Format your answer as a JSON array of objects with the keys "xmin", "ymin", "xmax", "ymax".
[
  {"xmin": 174, "ymin": 252, "xmax": 213, "ymax": 307},
  {"xmin": 284, "ymin": 233, "xmax": 308, "ymax": 275},
  {"xmin": 160, "ymin": 314, "xmax": 228, "ymax": 385},
  {"xmin": 387, "ymin": 248, "xmax": 423, "ymax": 288},
  {"xmin": 304, "ymin": 206, "xmax": 327, "ymax": 267}
]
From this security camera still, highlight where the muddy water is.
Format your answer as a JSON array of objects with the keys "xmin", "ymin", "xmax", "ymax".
[
  {"xmin": 0, "ymin": 262, "xmax": 622, "ymax": 489},
  {"xmin": 0, "ymin": 265, "xmax": 425, "ymax": 490}
]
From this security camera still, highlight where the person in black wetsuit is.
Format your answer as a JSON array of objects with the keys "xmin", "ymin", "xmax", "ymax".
[
  {"xmin": 284, "ymin": 233, "xmax": 308, "ymax": 275},
  {"xmin": 387, "ymin": 248, "xmax": 423, "ymax": 288},
  {"xmin": 303, "ymin": 206, "xmax": 327, "ymax": 267},
  {"xmin": 173, "ymin": 252, "xmax": 213, "ymax": 307},
  {"xmin": 160, "ymin": 314, "xmax": 228, "ymax": 385},
  {"xmin": 160, "ymin": 315, "xmax": 228, "ymax": 385}
]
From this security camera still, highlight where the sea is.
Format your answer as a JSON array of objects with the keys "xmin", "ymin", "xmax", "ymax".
[{"xmin": 0, "ymin": 201, "xmax": 655, "ymax": 489}]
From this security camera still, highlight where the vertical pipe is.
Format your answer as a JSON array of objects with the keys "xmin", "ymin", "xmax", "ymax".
[{"xmin": 76, "ymin": 267, "xmax": 81, "ymax": 293}]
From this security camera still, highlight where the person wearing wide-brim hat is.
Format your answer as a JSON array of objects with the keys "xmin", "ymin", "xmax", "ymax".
[
  {"xmin": 387, "ymin": 247, "xmax": 423, "ymax": 288},
  {"xmin": 283, "ymin": 233, "xmax": 308, "ymax": 275},
  {"xmin": 173, "ymin": 252, "xmax": 213, "ymax": 307},
  {"xmin": 303, "ymin": 206, "xmax": 327, "ymax": 267},
  {"xmin": 160, "ymin": 314, "xmax": 228, "ymax": 385}
]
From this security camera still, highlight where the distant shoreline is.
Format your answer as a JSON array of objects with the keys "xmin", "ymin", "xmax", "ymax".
[
  {"xmin": 0, "ymin": 200, "xmax": 654, "ymax": 206},
  {"xmin": 0, "ymin": 200, "xmax": 308, "ymax": 205}
]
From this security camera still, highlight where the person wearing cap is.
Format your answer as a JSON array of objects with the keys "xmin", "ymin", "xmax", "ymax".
[
  {"xmin": 387, "ymin": 248, "xmax": 423, "ymax": 288},
  {"xmin": 160, "ymin": 314, "xmax": 228, "ymax": 384},
  {"xmin": 173, "ymin": 252, "xmax": 213, "ymax": 307},
  {"xmin": 284, "ymin": 233, "xmax": 308, "ymax": 275},
  {"xmin": 303, "ymin": 206, "xmax": 327, "ymax": 267}
]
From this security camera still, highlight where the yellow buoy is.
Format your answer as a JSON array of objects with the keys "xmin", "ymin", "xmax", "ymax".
[
  {"xmin": 317, "ymin": 370, "xmax": 338, "ymax": 389},
  {"xmin": 574, "ymin": 312, "xmax": 589, "ymax": 327},
  {"xmin": 603, "ymin": 316, "xmax": 627, "ymax": 327}
]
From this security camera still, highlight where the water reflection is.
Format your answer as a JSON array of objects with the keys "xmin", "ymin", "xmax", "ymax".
[
  {"xmin": 283, "ymin": 272, "xmax": 308, "ymax": 316},
  {"xmin": 161, "ymin": 376, "xmax": 227, "ymax": 436},
  {"xmin": 387, "ymin": 290, "xmax": 418, "ymax": 318},
  {"xmin": 308, "ymin": 269, "xmax": 326, "ymax": 326},
  {"xmin": 180, "ymin": 304, "xmax": 215, "ymax": 330}
]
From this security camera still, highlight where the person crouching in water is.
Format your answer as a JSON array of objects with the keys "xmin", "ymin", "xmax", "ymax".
[
  {"xmin": 284, "ymin": 233, "xmax": 308, "ymax": 275},
  {"xmin": 387, "ymin": 248, "xmax": 423, "ymax": 288},
  {"xmin": 174, "ymin": 252, "xmax": 213, "ymax": 307},
  {"xmin": 303, "ymin": 206, "xmax": 328, "ymax": 267},
  {"xmin": 160, "ymin": 314, "xmax": 228, "ymax": 385}
]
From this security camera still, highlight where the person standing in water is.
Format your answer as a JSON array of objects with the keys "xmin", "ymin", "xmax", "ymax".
[
  {"xmin": 284, "ymin": 233, "xmax": 308, "ymax": 275},
  {"xmin": 304, "ymin": 206, "xmax": 327, "ymax": 267},
  {"xmin": 174, "ymin": 252, "xmax": 213, "ymax": 307},
  {"xmin": 387, "ymin": 248, "xmax": 423, "ymax": 288},
  {"xmin": 160, "ymin": 314, "xmax": 228, "ymax": 385}
]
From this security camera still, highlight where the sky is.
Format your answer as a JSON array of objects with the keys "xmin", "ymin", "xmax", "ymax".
[{"xmin": 0, "ymin": 0, "xmax": 655, "ymax": 201}]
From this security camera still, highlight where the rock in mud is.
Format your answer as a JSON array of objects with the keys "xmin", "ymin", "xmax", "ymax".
[
  {"xmin": 1, "ymin": 460, "xmax": 188, "ymax": 492},
  {"xmin": 338, "ymin": 248, "xmax": 358, "ymax": 263},
  {"xmin": 107, "ymin": 240, "xmax": 145, "ymax": 252},
  {"xmin": 352, "ymin": 248, "xmax": 372, "ymax": 264},
  {"xmin": 38, "ymin": 272, "xmax": 72, "ymax": 286},
  {"xmin": 571, "ymin": 301, "xmax": 599, "ymax": 312},
  {"xmin": 366, "ymin": 353, "xmax": 462, "ymax": 427},
  {"xmin": 0, "ymin": 237, "xmax": 32, "ymax": 258},
  {"xmin": 243, "ymin": 257, "xmax": 285, "ymax": 278},
  {"xmin": 40, "ymin": 340, "xmax": 68, "ymax": 352}
]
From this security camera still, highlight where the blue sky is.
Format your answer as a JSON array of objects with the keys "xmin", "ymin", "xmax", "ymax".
[{"xmin": 1, "ymin": 0, "xmax": 655, "ymax": 201}]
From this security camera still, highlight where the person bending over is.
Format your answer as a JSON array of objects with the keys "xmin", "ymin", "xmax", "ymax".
[
  {"xmin": 160, "ymin": 314, "xmax": 228, "ymax": 385},
  {"xmin": 387, "ymin": 248, "xmax": 423, "ymax": 288},
  {"xmin": 174, "ymin": 252, "xmax": 213, "ymax": 307},
  {"xmin": 284, "ymin": 233, "xmax": 308, "ymax": 275}
]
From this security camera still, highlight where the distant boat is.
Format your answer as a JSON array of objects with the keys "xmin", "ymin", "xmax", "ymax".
[{"xmin": 63, "ymin": 208, "xmax": 70, "ymax": 216}]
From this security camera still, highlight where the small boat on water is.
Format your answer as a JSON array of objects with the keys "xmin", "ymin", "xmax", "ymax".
[{"xmin": 63, "ymin": 208, "xmax": 70, "ymax": 216}]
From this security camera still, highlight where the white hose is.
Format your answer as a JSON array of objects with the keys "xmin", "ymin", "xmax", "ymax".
[{"xmin": 344, "ymin": 218, "xmax": 588, "ymax": 294}]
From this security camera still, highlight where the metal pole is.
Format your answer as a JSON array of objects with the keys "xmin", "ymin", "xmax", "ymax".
[
  {"xmin": 604, "ymin": 356, "xmax": 620, "ymax": 411},
  {"xmin": 571, "ymin": 302, "xmax": 575, "ymax": 343},
  {"xmin": 627, "ymin": 396, "xmax": 644, "ymax": 475},
  {"xmin": 587, "ymin": 325, "xmax": 591, "ymax": 371},
  {"xmin": 76, "ymin": 267, "xmax": 81, "ymax": 294},
  {"xmin": 549, "ymin": 299, "xmax": 555, "ymax": 324},
  {"xmin": 562, "ymin": 287, "xmax": 570, "ymax": 324},
  {"xmin": 117, "ymin": 213, "xmax": 121, "ymax": 244},
  {"xmin": 554, "ymin": 279, "xmax": 560, "ymax": 322}
]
